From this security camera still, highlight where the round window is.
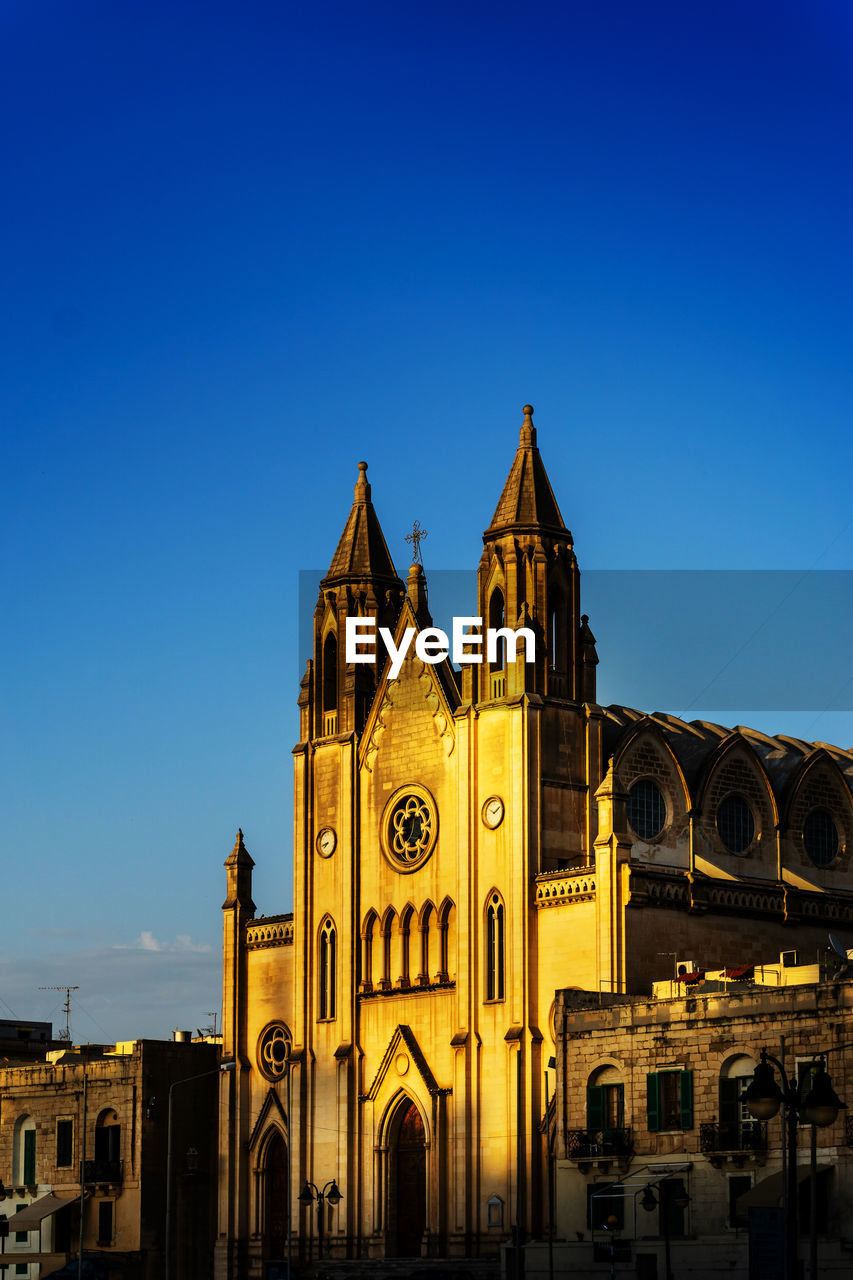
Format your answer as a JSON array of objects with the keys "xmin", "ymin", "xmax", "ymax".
[
  {"xmin": 257, "ymin": 1022, "xmax": 291, "ymax": 1081},
  {"xmin": 803, "ymin": 808, "xmax": 839, "ymax": 868},
  {"xmin": 716, "ymin": 793, "xmax": 755, "ymax": 854},
  {"xmin": 381, "ymin": 785, "xmax": 438, "ymax": 872},
  {"xmin": 627, "ymin": 779, "xmax": 666, "ymax": 840}
]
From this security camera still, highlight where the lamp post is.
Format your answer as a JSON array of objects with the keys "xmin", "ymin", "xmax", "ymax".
[
  {"xmin": 641, "ymin": 1179, "xmax": 689, "ymax": 1280},
  {"xmin": 297, "ymin": 1179, "xmax": 342, "ymax": 1261},
  {"xmin": 165, "ymin": 1060, "xmax": 236, "ymax": 1280},
  {"xmin": 744, "ymin": 1049, "xmax": 845, "ymax": 1280},
  {"xmin": 0, "ymin": 1180, "xmax": 7, "ymax": 1276},
  {"xmin": 544, "ymin": 1054, "xmax": 556, "ymax": 1280}
]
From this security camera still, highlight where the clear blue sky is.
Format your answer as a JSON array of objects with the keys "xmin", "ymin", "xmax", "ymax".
[{"xmin": 3, "ymin": 0, "xmax": 852, "ymax": 1041}]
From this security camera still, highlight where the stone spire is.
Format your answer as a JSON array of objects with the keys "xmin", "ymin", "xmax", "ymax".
[
  {"xmin": 484, "ymin": 406, "xmax": 569, "ymax": 543},
  {"xmin": 323, "ymin": 461, "xmax": 400, "ymax": 589}
]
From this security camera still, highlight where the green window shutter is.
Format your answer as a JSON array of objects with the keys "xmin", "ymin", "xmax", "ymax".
[
  {"xmin": 615, "ymin": 1082, "xmax": 625, "ymax": 1128},
  {"xmin": 680, "ymin": 1070, "xmax": 694, "ymax": 1130},
  {"xmin": 587, "ymin": 1085, "xmax": 604, "ymax": 1130},
  {"xmin": 647, "ymin": 1073, "xmax": 660, "ymax": 1132}
]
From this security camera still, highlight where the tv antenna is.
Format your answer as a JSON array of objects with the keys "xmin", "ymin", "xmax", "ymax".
[{"xmin": 39, "ymin": 986, "xmax": 79, "ymax": 1042}]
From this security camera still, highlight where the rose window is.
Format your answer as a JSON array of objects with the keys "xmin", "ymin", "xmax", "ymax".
[
  {"xmin": 257, "ymin": 1023, "xmax": 291, "ymax": 1081},
  {"xmin": 381, "ymin": 785, "xmax": 438, "ymax": 872}
]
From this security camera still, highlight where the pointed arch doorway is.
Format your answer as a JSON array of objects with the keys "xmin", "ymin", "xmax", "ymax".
[
  {"xmin": 391, "ymin": 1098, "xmax": 426, "ymax": 1257},
  {"xmin": 264, "ymin": 1131, "xmax": 288, "ymax": 1262}
]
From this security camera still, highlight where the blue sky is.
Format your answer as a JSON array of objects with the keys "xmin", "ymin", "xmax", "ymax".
[{"xmin": 2, "ymin": 0, "xmax": 852, "ymax": 1041}]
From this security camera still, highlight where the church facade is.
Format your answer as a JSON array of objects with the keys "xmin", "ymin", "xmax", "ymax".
[{"xmin": 214, "ymin": 406, "xmax": 853, "ymax": 1277}]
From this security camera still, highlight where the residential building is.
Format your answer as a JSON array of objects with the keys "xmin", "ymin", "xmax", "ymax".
[
  {"xmin": 535, "ymin": 963, "xmax": 853, "ymax": 1278},
  {"xmin": 0, "ymin": 1038, "xmax": 218, "ymax": 1278}
]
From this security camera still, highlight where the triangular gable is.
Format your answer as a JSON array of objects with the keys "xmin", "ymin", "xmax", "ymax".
[
  {"xmin": 248, "ymin": 1086, "xmax": 288, "ymax": 1151},
  {"xmin": 362, "ymin": 1023, "xmax": 451, "ymax": 1101},
  {"xmin": 360, "ymin": 595, "xmax": 457, "ymax": 772}
]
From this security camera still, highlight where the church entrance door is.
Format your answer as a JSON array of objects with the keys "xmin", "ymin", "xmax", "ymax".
[
  {"xmin": 394, "ymin": 1100, "xmax": 426, "ymax": 1256},
  {"xmin": 265, "ymin": 1131, "xmax": 288, "ymax": 1261}
]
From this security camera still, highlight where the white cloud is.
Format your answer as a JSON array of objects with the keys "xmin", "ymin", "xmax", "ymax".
[{"xmin": 115, "ymin": 931, "xmax": 211, "ymax": 954}]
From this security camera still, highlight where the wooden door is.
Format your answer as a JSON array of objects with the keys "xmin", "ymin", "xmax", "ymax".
[
  {"xmin": 395, "ymin": 1101, "xmax": 426, "ymax": 1257},
  {"xmin": 265, "ymin": 1132, "xmax": 288, "ymax": 1260}
]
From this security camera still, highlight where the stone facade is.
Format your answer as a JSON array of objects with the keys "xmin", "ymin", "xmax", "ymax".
[
  {"xmin": 215, "ymin": 404, "xmax": 853, "ymax": 1276},
  {"xmin": 533, "ymin": 971, "xmax": 853, "ymax": 1278},
  {"xmin": 0, "ymin": 1038, "xmax": 218, "ymax": 1278}
]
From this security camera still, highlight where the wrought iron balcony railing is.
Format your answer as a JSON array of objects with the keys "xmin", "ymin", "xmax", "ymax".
[
  {"xmin": 565, "ymin": 1127, "xmax": 633, "ymax": 1162},
  {"xmin": 84, "ymin": 1158, "xmax": 123, "ymax": 1184},
  {"xmin": 700, "ymin": 1121, "xmax": 766, "ymax": 1155}
]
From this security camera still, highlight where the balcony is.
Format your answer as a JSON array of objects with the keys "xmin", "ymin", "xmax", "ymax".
[
  {"xmin": 565, "ymin": 1127, "xmax": 633, "ymax": 1167},
  {"xmin": 84, "ymin": 1158, "xmax": 123, "ymax": 1186},
  {"xmin": 700, "ymin": 1121, "xmax": 766, "ymax": 1165}
]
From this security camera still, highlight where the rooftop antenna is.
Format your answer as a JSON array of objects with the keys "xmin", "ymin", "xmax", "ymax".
[{"xmin": 39, "ymin": 985, "xmax": 79, "ymax": 1042}]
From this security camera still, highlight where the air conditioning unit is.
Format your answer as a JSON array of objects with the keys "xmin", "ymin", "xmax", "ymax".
[
  {"xmin": 675, "ymin": 958, "xmax": 696, "ymax": 977},
  {"xmin": 780, "ymin": 950, "xmax": 799, "ymax": 968}
]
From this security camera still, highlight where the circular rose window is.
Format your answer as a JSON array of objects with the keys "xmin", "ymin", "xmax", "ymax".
[
  {"xmin": 257, "ymin": 1022, "xmax": 291, "ymax": 1081},
  {"xmin": 381, "ymin": 785, "xmax": 438, "ymax": 872}
]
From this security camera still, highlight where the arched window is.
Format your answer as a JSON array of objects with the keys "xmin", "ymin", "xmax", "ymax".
[
  {"xmin": 586, "ymin": 1066, "xmax": 626, "ymax": 1144},
  {"xmin": 417, "ymin": 901, "xmax": 435, "ymax": 987},
  {"xmin": 94, "ymin": 1108, "xmax": 121, "ymax": 1171},
  {"xmin": 438, "ymin": 898, "xmax": 455, "ymax": 983},
  {"xmin": 488, "ymin": 589, "xmax": 506, "ymax": 670},
  {"xmin": 319, "ymin": 918, "xmax": 336, "ymax": 1020},
  {"xmin": 380, "ymin": 908, "xmax": 397, "ymax": 991},
  {"xmin": 360, "ymin": 910, "xmax": 378, "ymax": 992},
  {"xmin": 486, "ymin": 892, "xmax": 505, "ymax": 1001},
  {"xmin": 719, "ymin": 1055, "xmax": 761, "ymax": 1152},
  {"xmin": 323, "ymin": 632, "xmax": 338, "ymax": 712},
  {"xmin": 13, "ymin": 1115, "xmax": 36, "ymax": 1185},
  {"xmin": 399, "ymin": 905, "xmax": 414, "ymax": 988},
  {"xmin": 548, "ymin": 590, "xmax": 567, "ymax": 672}
]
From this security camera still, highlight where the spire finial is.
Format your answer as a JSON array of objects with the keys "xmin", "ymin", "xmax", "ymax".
[
  {"xmin": 520, "ymin": 404, "xmax": 536, "ymax": 446},
  {"xmin": 405, "ymin": 519, "xmax": 428, "ymax": 566},
  {"xmin": 354, "ymin": 460, "xmax": 371, "ymax": 503}
]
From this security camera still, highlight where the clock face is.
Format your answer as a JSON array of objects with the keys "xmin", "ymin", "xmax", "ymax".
[
  {"xmin": 316, "ymin": 826, "xmax": 337, "ymax": 858},
  {"xmin": 482, "ymin": 796, "xmax": 505, "ymax": 830}
]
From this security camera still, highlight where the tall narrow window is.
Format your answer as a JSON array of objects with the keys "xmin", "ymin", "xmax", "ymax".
[
  {"xmin": 319, "ymin": 918, "xmax": 336, "ymax": 1020},
  {"xmin": 56, "ymin": 1119, "xmax": 73, "ymax": 1168},
  {"xmin": 489, "ymin": 590, "xmax": 506, "ymax": 670},
  {"xmin": 322, "ymin": 633, "xmax": 338, "ymax": 712},
  {"xmin": 399, "ymin": 906, "xmax": 413, "ymax": 987},
  {"xmin": 486, "ymin": 892, "xmax": 505, "ymax": 1001},
  {"xmin": 13, "ymin": 1116, "xmax": 36, "ymax": 1186}
]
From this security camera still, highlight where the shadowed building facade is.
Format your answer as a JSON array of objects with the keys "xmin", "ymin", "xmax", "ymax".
[{"xmin": 215, "ymin": 406, "xmax": 853, "ymax": 1276}]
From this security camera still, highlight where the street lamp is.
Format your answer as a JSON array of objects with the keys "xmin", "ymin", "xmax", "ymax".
[
  {"xmin": 744, "ymin": 1049, "xmax": 845, "ymax": 1280},
  {"xmin": 641, "ymin": 1179, "xmax": 690, "ymax": 1280},
  {"xmin": 164, "ymin": 1060, "xmax": 237, "ymax": 1280},
  {"xmin": 297, "ymin": 1179, "xmax": 342, "ymax": 1261}
]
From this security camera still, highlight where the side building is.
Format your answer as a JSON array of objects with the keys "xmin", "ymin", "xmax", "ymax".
[
  {"xmin": 537, "ymin": 960, "xmax": 853, "ymax": 1279},
  {"xmin": 0, "ymin": 1038, "xmax": 219, "ymax": 1279}
]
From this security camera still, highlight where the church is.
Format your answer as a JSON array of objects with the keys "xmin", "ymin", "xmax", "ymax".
[{"xmin": 214, "ymin": 406, "xmax": 853, "ymax": 1277}]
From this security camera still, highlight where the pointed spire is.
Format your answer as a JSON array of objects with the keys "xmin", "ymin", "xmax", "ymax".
[
  {"xmin": 406, "ymin": 561, "xmax": 431, "ymax": 627},
  {"xmin": 224, "ymin": 828, "xmax": 254, "ymax": 870},
  {"xmin": 323, "ymin": 461, "xmax": 401, "ymax": 587},
  {"xmin": 485, "ymin": 404, "xmax": 569, "ymax": 541}
]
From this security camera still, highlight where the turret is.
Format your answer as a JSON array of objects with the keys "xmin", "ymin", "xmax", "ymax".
[
  {"xmin": 478, "ymin": 405, "xmax": 588, "ymax": 701},
  {"xmin": 311, "ymin": 462, "xmax": 404, "ymax": 738}
]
